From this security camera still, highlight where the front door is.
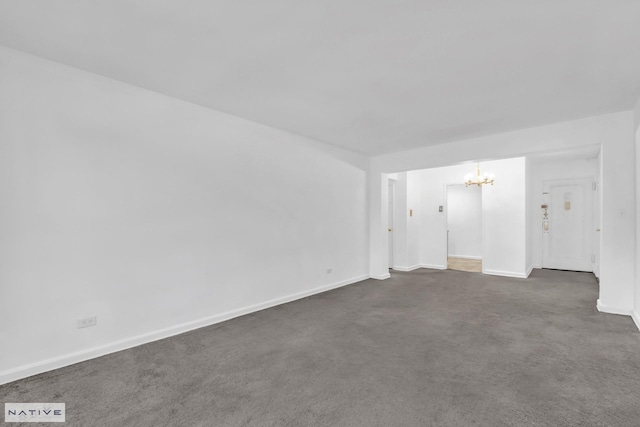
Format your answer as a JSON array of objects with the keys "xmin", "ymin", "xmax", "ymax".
[{"xmin": 542, "ymin": 178, "xmax": 594, "ymax": 272}]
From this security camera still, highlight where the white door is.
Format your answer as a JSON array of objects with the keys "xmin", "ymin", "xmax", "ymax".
[
  {"xmin": 542, "ymin": 178, "xmax": 594, "ymax": 272},
  {"xmin": 388, "ymin": 181, "xmax": 394, "ymax": 269}
]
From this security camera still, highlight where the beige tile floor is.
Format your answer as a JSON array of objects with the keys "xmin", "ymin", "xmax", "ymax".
[{"xmin": 447, "ymin": 257, "xmax": 482, "ymax": 273}]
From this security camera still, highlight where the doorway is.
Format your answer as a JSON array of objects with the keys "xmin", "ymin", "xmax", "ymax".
[
  {"xmin": 542, "ymin": 178, "xmax": 595, "ymax": 272},
  {"xmin": 388, "ymin": 180, "xmax": 394, "ymax": 269},
  {"xmin": 446, "ymin": 183, "xmax": 482, "ymax": 273}
]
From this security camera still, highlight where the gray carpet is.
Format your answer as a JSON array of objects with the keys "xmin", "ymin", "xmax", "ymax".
[{"xmin": 2, "ymin": 269, "xmax": 640, "ymax": 426}]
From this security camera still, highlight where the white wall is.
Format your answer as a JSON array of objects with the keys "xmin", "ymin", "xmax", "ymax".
[
  {"xmin": 411, "ymin": 158, "xmax": 527, "ymax": 277},
  {"xmin": 389, "ymin": 172, "xmax": 421, "ymax": 271},
  {"xmin": 406, "ymin": 172, "xmax": 421, "ymax": 268},
  {"xmin": 596, "ymin": 150, "xmax": 602, "ymax": 279},
  {"xmin": 525, "ymin": 157, "xmax": 533, "ymax": 274},
  {"xmin": 634, "ymin": 96, "xmax": 640, "ymax": 329},
  {"xmin": 370, "ymin": 173, "xmax": 391, "ymax": 280},
  {"xmin": 529, "ymin": 156, "xmax": 600, "ymax": 270},
  {"xmin": 391, "ymin": 173, "xmax": 408, "ymax": 269},
  {"xmin": 370, "ymin": 111, "xmax": 635, "ymax": 316},
  {"xmin": 0, "ymin": 46, "xmax": 369, "ymax": 384},
  {"xmin": 598, "ymin": 125, "xmax": 635, "ymax": 315},
  {"xmin": 481, "ymin": 158, "xmax": 528, "ymax": 277},
  {"xmin": 446, "ymin": 184, "xmax": 482, "ymax": 259}
]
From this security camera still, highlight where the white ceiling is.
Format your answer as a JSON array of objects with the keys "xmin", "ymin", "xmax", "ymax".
[{"xmin": 1, "ymin": 1, "xmax": 639, "ymax": 155}]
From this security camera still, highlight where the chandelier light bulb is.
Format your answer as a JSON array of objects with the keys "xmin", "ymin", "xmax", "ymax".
[{"xmin": 464, "ymin": 163, "xmax": 495, "ymax": 187}]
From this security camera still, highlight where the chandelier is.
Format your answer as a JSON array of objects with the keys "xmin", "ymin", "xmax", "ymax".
[{"xmin": 464, "ymin": 163, "xmax": 495, "ymax": 187}]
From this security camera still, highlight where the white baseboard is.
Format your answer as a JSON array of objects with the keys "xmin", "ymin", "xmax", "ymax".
[
  {"xmin": 632, "ymin": 310, "xmax": 640, "ymax": 332},
  {"xmin": 392, "ymin": 265, "xmax": 421, "ymax": 272},
  {"xmin": 447, "ymin": 255, "xmax": 482, "ymax": 260},
  {"xmin": 532, "ymin": 264, "xmax": 542, "ymax": 269},
  {"xmin": 483, "ymin": 269, "xmax": 528, "ymax": 278},
  {"xmin": 595, "ymin": 301, "xmax": 639, "ymax": 331},
  {"xmin": 596, "ymin": 299, "xmax": 633, "ymax": 316},
  {"xmin": 370, "ymin": 273, "xmax": 391, "ymax": 280},
  {"xmin": 420, "ymin": 264, "xmax": 446, "ymax": 270},
  {"xmin": 526, "ymin": 265, "xmax": 534, "ymax": 278},
  {"xmin": 0, "ymin": 274, "xmax": 369, "ymax": 386}
]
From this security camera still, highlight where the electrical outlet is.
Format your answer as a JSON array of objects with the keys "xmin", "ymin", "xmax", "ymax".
[
  {"xmin": 326, "ymin": 268, "xmax": 332, "ymax": 274},
  {"xmin": 77, "ymin": 316, "xmax": 97, "ymax": 329}
]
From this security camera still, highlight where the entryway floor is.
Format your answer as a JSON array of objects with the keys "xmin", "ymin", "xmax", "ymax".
[{"xmin": 448, "ymin": 257, "xmax": 482, "ymax": 272}]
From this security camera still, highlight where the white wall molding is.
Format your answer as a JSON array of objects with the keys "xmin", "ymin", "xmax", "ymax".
[
  {"xmin": 392, "ymin": 265, "xmax": 422, "ymax": 272},
  {"xmin": 0, "ymin": 275, "xmax": 369, "ymax": 386},
  {"xmin": 447, "ymin": 255, "xmax": 482, "ymax": 260},
  {"xmin": 421, "ymin": 264, "xmax": 446, "ymax": 270},
  {"xmin": 631, "ymin": 310, "xmax": 640, "ymax": 331},
  {"xmin": 596, "ymin": 299, "xmax": 633, "ymax": 316},
  {"xmin": 483, "ymin": 269, "xmax": 528, "ymax": 279},
  {"xmin": 370, "ymin": 273, "xmax": 391, "ymax": 280}
]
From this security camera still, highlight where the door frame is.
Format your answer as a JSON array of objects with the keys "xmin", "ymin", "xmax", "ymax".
[
  {"xmin": 388, "ymin": 178, "xmax": 396, "ymax": 269},
  {"xmin": 444, "ymin": 182, "xmax": 485, "ymax": 272}
]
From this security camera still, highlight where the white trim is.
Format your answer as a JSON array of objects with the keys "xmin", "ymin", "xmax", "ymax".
[
  {"xmin": 420, "ymin": 264, "xmax": 446, "ymax": 270},
  {"xmin": 526, "ymin": 265, "xmax": 534, "ymax": 277},
  {"xmin": 632, "ymin": 310, "xmax": 640, "ymax": 332},
  {"xmin": 596, "ymin": 299, "xmax": 633, "ymax": 316},
  {"xmin": 532, "ymin": 263, "xmax": 542, "ymax": 269},
  {"xmin": 392, "ymin": 265, "xmax": 422, "ymax": 272},
  {"xmin": 447, "ymin": 255, "xmax": 482, "ymax": 260},
  {"xmin": 370, "ymin": 273, "xmax": 391, "ymax": 280},
  {"xmin": 0, "ymin": 274, "xmax": 368, "ymax": 386},
  {"xmin": 482, "ymin": 269, "xmax": 528, "ymax": 278}
]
